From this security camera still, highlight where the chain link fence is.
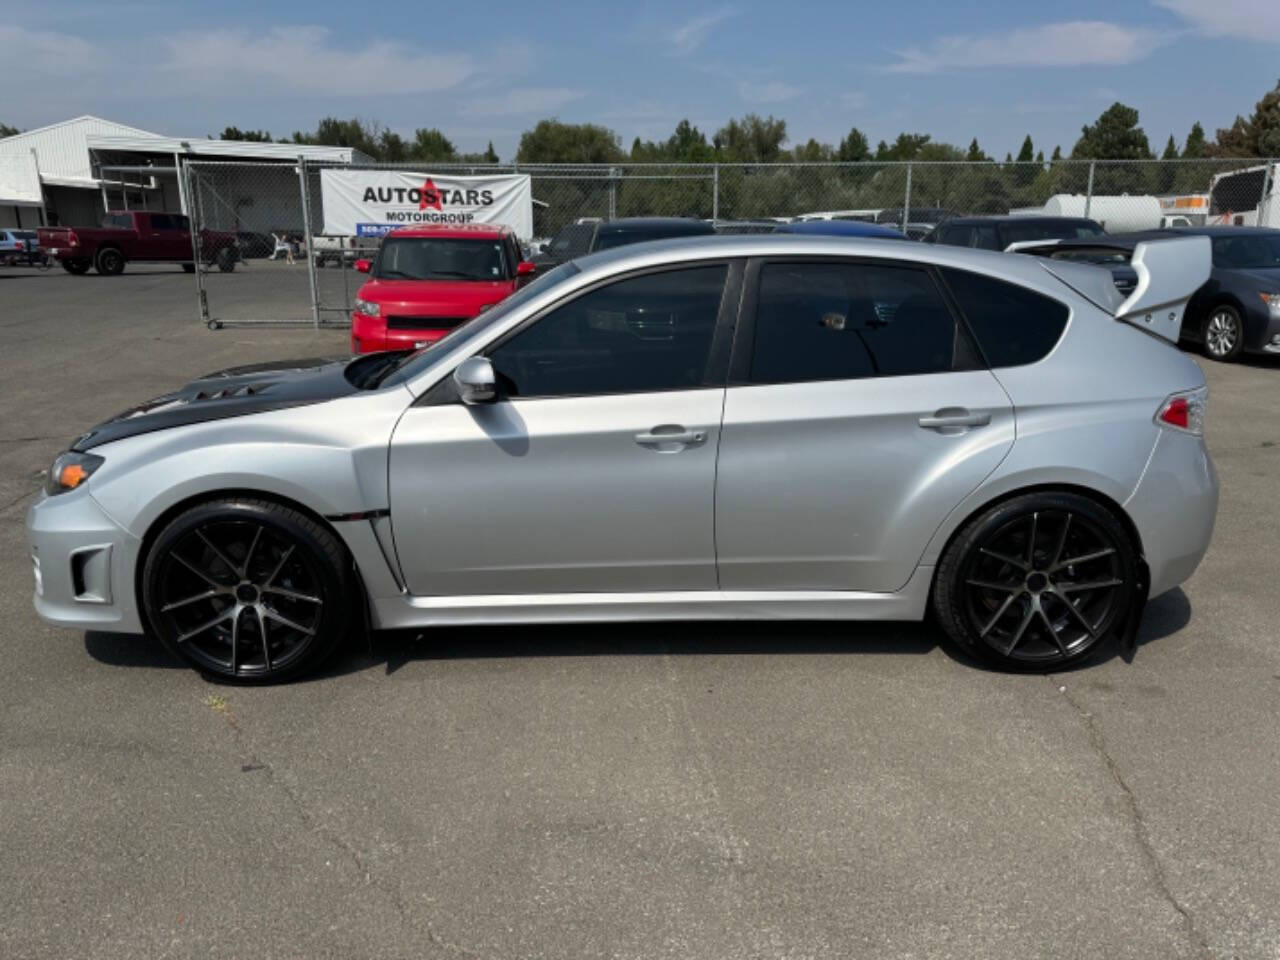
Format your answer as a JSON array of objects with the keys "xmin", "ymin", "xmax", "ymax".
[{"xmin": 182, "ymin": 157, "xmax": 1278, "ymax": 329}]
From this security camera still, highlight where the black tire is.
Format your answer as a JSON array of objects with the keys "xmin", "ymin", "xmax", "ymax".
[
  {"xmin": 141, "ymin": 498, "xmax": 354, "ymax": 683},
  {"xmin": 62, "ymin": 258, "xmax": 91, "ymax": 275},
  {"xmin": 95, "ymin": 247, "xmax": 125, "ymax": 275},
  {"xmin": 215, "ymin": 247, "xmax": 236, "ymax": 273},
  {"xmin": 1202, "ymin": 304, "xmax": 1244, "ymax": 362},
  {"xmin": 182, "ymin": 263, "xmax": 196, "ymax": 273},
  {"xmin": 932, "ymin": 492, "xmax": 1137, "ymax": 671}
]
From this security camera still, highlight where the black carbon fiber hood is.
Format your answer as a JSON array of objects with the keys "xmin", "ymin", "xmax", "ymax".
[{"xmin": 71, "ymin": 356, "xmax": 359, "ymax": 451}]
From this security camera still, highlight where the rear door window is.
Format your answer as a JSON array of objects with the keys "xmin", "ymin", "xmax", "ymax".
[
  {"xmin": 940, "ymin": 267, "xmax": 1069, "ymax": 367},
  {"xmin": 745, "ymin": 261, "xmax": 970, "ymax": 384},
  {"xmin": 937, "ymin": 225, "xmax": 972, "ymax": 247}
]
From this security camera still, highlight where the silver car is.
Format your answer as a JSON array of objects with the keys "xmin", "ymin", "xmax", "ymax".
[{"xmin": 27, "ymin": 234, "xmax": 1219, "ymax": 681}]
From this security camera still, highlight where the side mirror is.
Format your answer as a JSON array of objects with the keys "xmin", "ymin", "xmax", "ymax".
[
  {"xmin": 517, "ymin": 261, "xmax": 537, "ymax": 277},
  {"xmin": 355, "ymin": 258, "xmax": 371, "ymax": 274},
  {"xmin": 453, "ymin": 356, "xmax": 496, "ymax": 405}
]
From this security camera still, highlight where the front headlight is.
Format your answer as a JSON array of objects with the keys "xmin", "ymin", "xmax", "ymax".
[
  {"xmin": 45, "ymin": 451, "xmax": 104, "ymax": 496},
  {"xmin": 354, "ymin": 298, "xmax": 380, "ymax": 317},
  {"xmin": 1259, "ymin": 292, "xmax": 1280, "ymax": 315}
]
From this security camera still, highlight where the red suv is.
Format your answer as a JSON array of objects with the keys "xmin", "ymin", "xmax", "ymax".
[{"xmin": 351, "ymin": 224, "xmax": 535, "ymax": 353}]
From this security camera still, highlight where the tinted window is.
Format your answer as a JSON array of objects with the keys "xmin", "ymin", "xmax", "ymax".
[
  {"xmin": 592, "ymin": 223, "xmax": 714, "ymax": 251},
  {"xmin": 972, "ymin": 226, "xmax": 1001, "ymax": 250},
  {"xmin": 549, "ymin": 224, "xmax": 594, "ymax": 259},
  {"xmin": 149, "ymin": 214, "xmax": 174, "ymax": 229},
  {"xmin": 103, "ymin": 214, "xmax": 132, "ymax": 229},
  {"xmin": 937, "ymin": 225, "xmax": 972, "ymax": 246},
  {"xmin": 488, "ymin": 265, "xmax": 727, "ymax": 398},
  {"xmin": 748, "ymin": 262, "xmax": 962, "ymax": 384},
  {"xmin": 1211, "ymin": 234, "xmax": 1280, "ymax": 269},
  {"xmin": 941, "ymin": 267, "xmax": 1069, "ymax": 368},
  {"xmin": 1002, "ymin": 220, "xmax": 1104, "ymax": 246}
]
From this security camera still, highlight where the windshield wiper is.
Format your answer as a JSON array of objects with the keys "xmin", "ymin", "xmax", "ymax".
[
  {"xmin": 377, "ymin": 269, "xmax": 415, "ymax": 280},
  {"xmin": 424, "ymin": 270, "xmax": 481, "ymax": 279}
]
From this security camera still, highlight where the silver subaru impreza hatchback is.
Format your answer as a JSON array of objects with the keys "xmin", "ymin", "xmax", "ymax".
[{"xmin": 27, "ymin": 234, "xmax": 1218, "ymax": 681}]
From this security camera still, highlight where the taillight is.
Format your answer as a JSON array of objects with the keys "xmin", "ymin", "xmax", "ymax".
[
  {"xmin": 66, "ymin": 230, "xmax": 79, "ymax": 246},
  {"xmin": 1155, "ymin": 387, "xmax": 1206, "ymax": 436}
]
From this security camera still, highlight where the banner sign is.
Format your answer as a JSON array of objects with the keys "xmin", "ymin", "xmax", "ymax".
[{"xmin": 319, "ymin": 170, "xmax": 533, "ymax": 239}]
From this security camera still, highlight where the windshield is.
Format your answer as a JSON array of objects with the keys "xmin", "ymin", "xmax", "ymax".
[
  {"xmin": 1003, "ymin": 221, "xmax": 1104, "ymax": 245},
  {"xmin": 1211, "ymin": 234, "xmax": 1280, "ymax": 269},
  {"xmin": 592, "ymin": 225, "xmax": 712, "ymax": 251},
  {"xmin": 375, "ymin": 261, "xmax": 582, "ymax": 388},
  {"xmin": 375, "ymin": 237, "xmax": 508, "ymax": 281}
]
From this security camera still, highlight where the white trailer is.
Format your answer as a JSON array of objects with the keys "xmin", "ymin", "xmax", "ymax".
[
  {"xmin": 1206, "ymin": 162, "xmax": 1280, "ymax": 228},
  {"xmin": 1034, "ymin": 194, "xmax": 1165, "ymax": 233}
]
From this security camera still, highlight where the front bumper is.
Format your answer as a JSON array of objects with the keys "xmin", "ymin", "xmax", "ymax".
[
  {"xmin": 25, "ymin": 487, "xmax": 144, "ymax": 633},
  {"xmin": 350, "ymin": 310, "xmax": 453, "ymax": 354},
  {"xmin": 1125, "ymin": 429, "xmax": 1219, "ymax": 598}
]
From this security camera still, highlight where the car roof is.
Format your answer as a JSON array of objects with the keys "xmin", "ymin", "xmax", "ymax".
[
  {"xmin": 943, "ymin": 215, "xmax": 1101, "ymax": 226},
  {"xmin": 594, "ymin": 217, "xmax": 715, "ymax": 234},
  {"xmin": 775, "ymin": 220, "xmax": 907, "ymax": 238},
  {"xmin": 386, "ymin": 223, "xmax": 513, "ymax": 239}
]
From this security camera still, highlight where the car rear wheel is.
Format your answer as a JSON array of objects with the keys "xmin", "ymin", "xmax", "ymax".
[
  {"xmin": 215, "ymin": 247, "xmax": 236, "ymax": 272},
  {"xmin": 182, "ymin": 263, "xmax": 195, "ymax": 273},
  {"xmin": 1203, "ymin": 305, "xmax": 1244, "ymax": 362},
  {"xmin": 62, "ymin": 259, "xmax": 91, "ymax": 275},
  {"xmin": 932, "ymin": 492, "xmax": 1136, "ymax": 671},
  {"xmin": 142, "ymin": 499, "xmax": 353, "ymax": 683},
  {"xmin": 95, "ymin": 247, "xmax": 125, "ymax": 276}
]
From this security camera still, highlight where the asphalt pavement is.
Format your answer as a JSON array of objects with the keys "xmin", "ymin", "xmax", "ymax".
[{"xmin": 2, "ymin": 261, "xmax": 1279, "ymax": 959}]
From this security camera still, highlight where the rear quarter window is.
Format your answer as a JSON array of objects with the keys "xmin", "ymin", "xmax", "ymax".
[{"xmin": 941, "ymin": 267, "xmax": 1069, "ymax": 368}]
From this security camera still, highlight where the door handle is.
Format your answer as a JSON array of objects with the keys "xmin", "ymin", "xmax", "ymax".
[
  {"xmin": 918, "ymin": 409, "xmax": 991, "ymax": 430},
  {"xmin": 635, "ymin": 428, "xmax": 706, "ymax": 446}
]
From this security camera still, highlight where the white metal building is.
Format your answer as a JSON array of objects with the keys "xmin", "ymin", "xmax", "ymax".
[{"xmin": 0, "ymin": 115, "xmax": 365, "ymax": 228}]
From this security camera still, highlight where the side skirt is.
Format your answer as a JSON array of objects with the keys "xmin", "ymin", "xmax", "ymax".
[{"xmin": 370, "ymin": 566, "xmax": 934, "ymax": 630}]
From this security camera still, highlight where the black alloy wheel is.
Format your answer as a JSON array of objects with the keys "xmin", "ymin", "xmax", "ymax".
[
  {"xmin": 142, "ymin": 499, "xmax": 352, "ymax": 682},
  {"xmin": 933, "ymin": 493, "xmax": 1135, "ymax": 670},
  {"xmin": 95, "ymin": 247, "xmax": 125, "ymax": 275}
]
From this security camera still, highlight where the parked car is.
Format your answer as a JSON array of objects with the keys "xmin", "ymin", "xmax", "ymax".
[
  {"xmin": 349, "ymin": 223, "xmax": 535, "ymax": 354},
  {"xmin": 773, "ymin": 220, "xmax": 908, "ymax": 240},
  {"xmin": 38, "ymin": 211, "xmax": 238, "ymax": 276},
  {"xmin": 313, "ymin": 234, "xmax": 360, "ymax": 267},
  {"xmin": 27, "ymin": 232, "xmax": 1218, "ymax": 682},
  {"xmin": 1, "ymin": 229, "xmax": 42, "ymax": 265},
  {"xmin": 713, "ymin": 220, "xmax": 783, "ymax": 235},
  {"xmin": 236, "ymin": 231, "xmax": 275, "ymax": 259},
  {"xmin": 924, "ymin": 215, "xmax": 1105, "ymax": 251},
  {"xmin": 533, "ymin": 217, "xmax": 716, "ymax": 267},
  {"xmin": 1016, "ymin": 227, "xmax": 1280, "ymax": 361}
]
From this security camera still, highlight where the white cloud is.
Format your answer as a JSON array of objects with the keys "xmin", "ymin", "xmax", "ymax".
[
  {"xmin": 158, "ymin": 26, "xmax": 475, "ymax": 95},
  {"xmin": 1153, "ymin": 0, "xmax": 1280, "ymax": 36},
  {"xmin": 0, "ymin": 25, "xmax": 100, "ymax": 72},
  {"xmin": 739, "ymin": 80, "xmax": 802, "ymax": 103},
  {"xmin": 669, "ymin": 6, "xmax": 736, "ymax": 56},
  {"xmin": 466, "ymin": 87, "xmax": 586, "ymax": 117},
  {"xmin": 884, "ymin": 21, "xmax": 1167, "ymax": 73}
]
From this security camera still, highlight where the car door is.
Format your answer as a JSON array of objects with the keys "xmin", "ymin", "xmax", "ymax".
[
  {"xmin": 388, "ymin": 261, "xmax": 740, "ymax": 597},
  {"xmin": 714, "ymin": 257, "xmax": 1015, "ymax": 593}
]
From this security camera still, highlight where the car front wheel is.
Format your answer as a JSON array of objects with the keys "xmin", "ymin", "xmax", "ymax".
[
  {"xmin": 1203, "ymin": 305, "xmax": 1244, "ymax": 362},
  {"xmin": 932, "ymin": 492, "xmax": 1136, "ymax": 671},
  {"xmin": 141, "ymin": 499, "xmax": 353, "ymax": 682}
]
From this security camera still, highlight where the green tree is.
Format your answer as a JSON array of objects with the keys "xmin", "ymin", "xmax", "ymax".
[
  {"xmin": 1051, "ymin": 145, "xmax": 1063, "ymax": 162},
  {"xmin": 409, "ymin": 128, "xmax": 457, "ymax": 162},
  {"xmin": 484, "ymin": 141, "xmax": 499, "ymax": 163},
  {"xmin": 1016, "ymin": 135, "xmax": 1035, "ymax": 163},
  {"xmin": 218, "ymin": 126, "xmax": 272, "ymax": 142},
  {"xmin": 292, "ymin": 117, "xmax": 385, "ymax": 159},
  {"xmin": 1069, "ymin": 102, "xmax": 1154, "ymax": 194},
  {"xmin": 1213, "ymin": 80, "xmax": 1280, "ymax": 156},
  {"xmin": 1182, "ymin": 122, "xmax": 1208, "ymax": 158},
  {"xmin": 714, "ymin": 114, "xmax": 788, "ymax": 162},
  {"xmin": 838, "ymin": 127, "xmax": 871, "ymax": 162},
  {"xmin": 0, "ymin": 121, "xmax": 19, "ymax": 138},
  {"xmin": 379, "ymin": 130, "xmax": 408, "ymax": 163},
  {"xmin": 965, "ymin": 138, "xmax": 987, "ymax": 161},
  {"xmin": 1013, "ymin": 134, "xmax": 1036, "ymax": 186},
  {"xmin": 876, "ymin": 133, "xmax": 931, "ymax": 162},
  {"xmin": 1161, "ymin": 135, "xmax": 1179, "ymax": 159},
  {"xmin": 1035, "ymin": 150, "xmax": 1044, "ymax": 163},
  {"xmin": 516, "ymin": 119, "xmax": 623, "ymax": 163}
]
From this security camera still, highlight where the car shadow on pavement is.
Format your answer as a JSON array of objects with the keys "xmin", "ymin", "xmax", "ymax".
[{"xmin": 81, "ymin": 588, "xmax": 1191, "ymax": 682}]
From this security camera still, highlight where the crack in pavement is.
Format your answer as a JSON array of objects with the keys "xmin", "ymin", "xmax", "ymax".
[
  {"xmin": 206, "ymin": 698, "xmax": 486, "ymax": 960},
  {"xmin": 1051, "ymin": 677, "xmax": 1212, "ymax": 959}
]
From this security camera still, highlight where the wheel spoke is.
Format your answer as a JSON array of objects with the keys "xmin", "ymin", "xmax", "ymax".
[
  {"xmin": 242, "ymin": 526, "xmax": 263, "ymax": 578},
  {"xmin": 262, "ymin": 585, "xmax": 323, "ymax": 604},
  {"xmin": 1004, "ymin": 603, "xmax": 1036, "ymax": 656},
  {"xmin": 196, "ymin": 529, "xmax": 242, "ymax": 579},
  {"xmin": 256, "ymin": 607, "xmax": 273, "ymax": 671},
  {"xmin": 966, "ymin": 578, "xmax": 1021, "ymax": 593},
  {"xmin": 229, "ymin": 607, "xmax": 241, "ymax": 674},
  {"xmin": 1052, "ymin": 546, "xmax": 1115, "ymax": 572},
  {"xmin": 1054, "ymin": 593, "xmax": 1098, "ymax": 639},
  {"xmin": 1026, "ymin": 511, "xmax": 1039, "ymax": 566},
  {"xmin": 264, "ymin": 545, "xmax": 296, "ymax": 587},
  {"xmin": 175, "ymin": 606, "xmax": 236, "ymax": 644},
  {"xmin": 979, "ymin": 547, "xmax": 1029, "ymax": 572},
  {"xmin": 1057, "ymin": 578, "xmax": 1122, "ymax": 594},
  {"xmin": 1050, "ymin": 513, "xmax": 1073, "ymax": 567},
  {"xmin": 979, "ymin": 591, "xmax": 1020, "ymax": 637},
  {"xmin": 1036, "ymin": 604, "xmax": 1068, "ymax": 656},
  {"xmin": 160, "ymin": 588, "xmax": 223, "ymax": 612},
  {"xmin": 172, "ymin": 551, "xmax": 225, "ymax": 588},
  {"xmin": 261, "ymin": 604, "xmax": 316, "ymax": 636}
]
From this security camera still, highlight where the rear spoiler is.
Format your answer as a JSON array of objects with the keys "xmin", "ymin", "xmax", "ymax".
[{"xmin": 1035, "ymin": 236, "xmax": 1211, "ymax": 343}]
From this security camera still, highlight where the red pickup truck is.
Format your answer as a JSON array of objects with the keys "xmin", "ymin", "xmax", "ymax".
[{"xmin": 38, "ymin": 211, "xmax": 239, "ymax": 276}]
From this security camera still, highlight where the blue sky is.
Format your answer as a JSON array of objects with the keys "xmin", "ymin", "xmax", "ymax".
[{"xmin": 4, "ymin": 0, "xmax": 1278, "ymax": 158}]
